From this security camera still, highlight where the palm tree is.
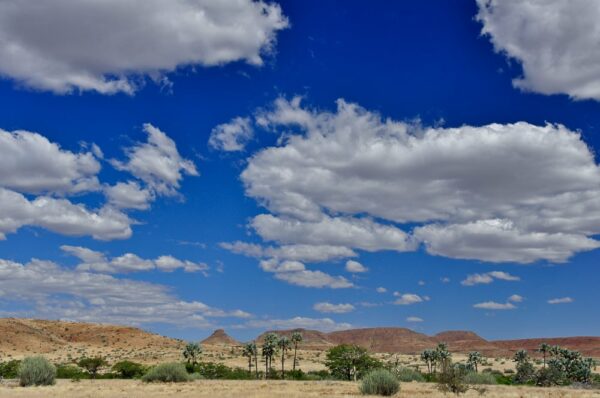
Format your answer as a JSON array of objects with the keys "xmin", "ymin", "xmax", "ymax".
[
  {"xmin": 262, "ymin": 333, "xmax": 279, "ymax": 378},
  {"xmin": 183, "ymin": 342, "xmax": 202, "ymax": 367},
  {"xmin": 278, "ymin": 336, "xmax": 291, "ymax": 378},
  {"xmin": 538, "ymin": 343, "xmax": 551, "ymax": 368},
  {"xmin": 467, "ymin": 351, "xmax": 483, "ymax": 372},
  {"xmin": 242, "ymin": 342, "xmax": 257, "ymax": 374},
  {"xmin": 435, "ymin": 343, "xmax": 451, "ymax": 372},
  {"xmin": 513, "ymin": 349, "xmax": 528, "ymax": 364},
  {"xmin": 420, "ymin": 349, "xmax": 435, "ymax": 374},
  {"xmin": 291, "ymin": 332, "xmax": 303, "ymax": 372}
]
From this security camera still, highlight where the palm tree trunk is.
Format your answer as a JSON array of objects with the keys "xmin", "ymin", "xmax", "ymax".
[
  {"xmin": 281, "ymin": 350, "xmax": 285, "ymax": 379},
  {"xmin": 293, "ymin": 344, "xmax": 298, "ymax": 371},
  {"xmin": 254, "ymin": 352, "xmax": 258, "ymax": 379}
]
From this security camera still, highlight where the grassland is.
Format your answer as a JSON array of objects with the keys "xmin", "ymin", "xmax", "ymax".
[{"xmin": 0, "ymin": 379, "xmax": 599, "ymax": 398}]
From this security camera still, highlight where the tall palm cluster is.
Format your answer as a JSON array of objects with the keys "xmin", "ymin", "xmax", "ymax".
[
  {"xmin": 242, "ymin": 331, "xmax": 303, "ymax": 379},
  {"xmin": 421, "ymin": 343, "xmax": 452, "ymax": 374}
]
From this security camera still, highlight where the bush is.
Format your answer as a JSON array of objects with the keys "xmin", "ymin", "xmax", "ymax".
[
  {"xmin": 56, "ymin": 364, "xmax": 88, "ymax": 379},
  {"xmin": 464, "ymin": 371, "xmax": 497, "ymax": 385},
  {"xmin": 77, "ymin": 357, "xmax": 107, "ymax": 379},
  {"xmin": 394, "ymin": 367, "xmax": 424, "ymax": 382},
  {"xmin": 437, "ymin": 364, "xmax": 468, "ymax": 396},
  {"xmin": 112, "ymin": 361, "xmax": 146, "ymax": 379},
  {"xmin": 18, "ymin": 356, "xmax": 56, "ymax": 387},
  {"xmin": 142, "ymin": 363, "xmax": 190, "ymax": 383},
  {"xmin": 359, "ymin": 369, "xmax": 400, "ymax": 396},
  {"xmin": 325, "ymin": 344, "xmax": 382, "ymax": 381},
  {"xmin": 0, "ymin": 360, "xmax": 21, "ymax": 378}
]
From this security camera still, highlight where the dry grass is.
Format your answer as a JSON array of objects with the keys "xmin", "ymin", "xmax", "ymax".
[{"xmin": 0, "ymin": 379, "xmax": 598, "ymax": 398}]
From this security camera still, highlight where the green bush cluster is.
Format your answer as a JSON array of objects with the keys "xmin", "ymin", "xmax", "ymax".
[
  {"xmin": 142, "ymin": 362, "xmax": 190, "ymax": 383},
  {"xmin": 463, "ymin": 371, "xmax": 497, "ymax": 385},
  {"xmin": 0, "ymin": 360, "xmax": 21, "ymax": 378},
  {"xmin": 393, "ymin": 367, "xmax": 424, "ymax": 382},
  {"xmin": 18, "ymin": 356, "xmax": 56, "ymax": 387},
  {"xmin": 359, "ymin": 369, "xmax": 400, "ymax": 396}
]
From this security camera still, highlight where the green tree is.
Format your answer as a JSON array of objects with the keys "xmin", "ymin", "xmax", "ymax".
[
  {"xmin": 77, "ymin": 357, "xmax": 107, "ymax": 379},
  {"xmin": 466, "ymin": 351, "xmax": 484, "ymax": 373},
  {"xmin": 291, "ymin": 331, "xmax": 303, "ymax": 372},
  {"xmin": 242, "ymin": 342, "xmax": 257, "ymax": 376},
  {"xmin": 512, "ymin": 350, "xmax": 534, "ymax": 384},
  {"xmin": 112, "ymin": 361, "xmax": 145, "ymax": 379},
  {"xmin": 420, "ymin": 349, "xmax": 435, "ymax": 374},
  {"xmin": 262, "ymin": 333, "xmax": 279, "ymax": 378},
  {"xmin": 278, "ymin": 336, "xmax": 291, "ymax": 378},
  {"xmin": 538, "ymin": 343, "xmax": 551, "ymax": 368},
  {"xmin": 435, "ymin": 343, "xmax": 452, "ymax": 373},
  {"xmin": 183, "ymin": 342, "xmax": 202, "ymax": 367},
  {"xmin": 324, "ymin": 344, "xmax": 381, "ymax": 381}
]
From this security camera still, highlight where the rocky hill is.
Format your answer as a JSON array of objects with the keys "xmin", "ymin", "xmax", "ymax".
[{"xmin": 201, "ymin": 329, "xmax": 241, "ymax": 346}]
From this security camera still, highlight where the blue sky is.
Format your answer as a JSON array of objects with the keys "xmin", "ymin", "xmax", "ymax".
[{"xmin": 0, "ymin": 0, "xmax": 599, "ymax": 342}]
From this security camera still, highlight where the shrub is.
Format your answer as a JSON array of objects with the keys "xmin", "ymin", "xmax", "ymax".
[
  {"xmin": 142, "ymin": 363, "xmax": 190, "ymax": 383},
  {"xmin": 77, "ymin": 357, "xmax": 107, "ymax": 378},
  {"xmin": 56, "ymin": 364, "xmax": 88, "ymax": 379},
  {"xmin": 112, "ymin": 361, "xmax": 146, "ymax": 379},
  {"xmin": 394, "ymin": 367, "xmax": 424, "ymax": 382},
  {"xmin": 359, "ymin": 369, "xmax": 400, "ymax": 396},
  {"xmin": 0, "ymin": 360, "xmax": 21, "ymax": 378},
  {"xmin": 325, "ymin": 344, "xmax": 382, "ymax": 381},
  {"xmin": 464, "ymin": 371, "xmax": 497, "ymax": 385},
  {"xmin": 18, "ymin": 356, "xmax": 56, "ymax": 386},
  {"xmin": 437, "ymin": 363, "xmax": 468, "ymax": 396}
]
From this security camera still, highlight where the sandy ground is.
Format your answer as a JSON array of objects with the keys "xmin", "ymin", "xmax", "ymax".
[{"xmin": 0, "ymin": 379, "xmax": 598, "ymax": 398}]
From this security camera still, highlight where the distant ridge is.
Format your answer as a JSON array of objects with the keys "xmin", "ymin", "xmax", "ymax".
[
  {"xmin": 1, "ymin": 318, "xmax": 598, "ymax": 358},
  {"xmin": 256, "ymin": 326, "xmax": 600, "ymax": 358},
  {"xmin": 201, "ymin": 329, "xmax": 241, "ymax": 346}
]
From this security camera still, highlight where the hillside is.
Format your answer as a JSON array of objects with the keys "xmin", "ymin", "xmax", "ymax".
[
  {"xmin": 0, "ymin": 318, "xmax": 184, "ymax": 363},
  {"xmin": 328, "ymin": 327, "xmax": 435, "ymax": 354},
  {"xmin": 433, "ymin": 331, "xmax": 510, "ymax": 357}
]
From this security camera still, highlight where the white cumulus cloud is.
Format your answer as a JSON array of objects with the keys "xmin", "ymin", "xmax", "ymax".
[
  {"xmin": 0, "ymin": 258, "xmax": 248, "ymax": 327},
  {"xmin": 313, "ymin": 302, "xmax": 355, "ymax": 314},
  {"xmin": 0, "ymin": 0, "xmax": 289, "ymax": 94},
  {"xmin": 476, "ymin": 0, "xmax": 600, "ymax": 100},
  {"xmin": 209, "ymin": 117, "xmax": 254, "ymax": 152},
  {"xmin": 61, "ymin": 245, "xmax": 208, "ymax": 274},
  {"xmin": 548, "ymin": 297, "xmax": 574, "ymax": 304},
  {"xmin": 0, "ymin": 128, "xmax": 101, "ymax": 195},
  {"xmin": 461, "ymin": 270, "xmax": 520, "ymax": 286},
  {"xmin": 345, "ymin": 260, "xmax": 368, "ymax": 273},
  {"xmin": 110, "ymin": 123, "xmax": 198, "ymax": 196},
  {"xmin": 241, "ymin": 97, "xmax": 600, "ymax": 264}
]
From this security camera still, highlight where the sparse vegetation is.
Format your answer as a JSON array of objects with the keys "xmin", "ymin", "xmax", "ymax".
[
  {"xmin": 359, "ymin": 368, "xmax": 400, "ymax": 396},
  {"xmin": 18, "ymin": 356, "xmax": 56, "ymax": 387}
]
